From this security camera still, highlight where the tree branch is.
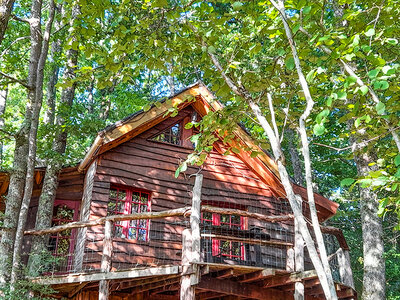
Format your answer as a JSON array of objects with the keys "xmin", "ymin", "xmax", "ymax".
[
  {"xmin": 0, "ymin": 71, "xmax": 31, "ymax": 89},
  {"xmin": 0, "ymin": 36, "xmax": 30, "ymax": 57},
  {"xmin": 313, "ymin": 126, "xmax": 400, "ymax": 152}
]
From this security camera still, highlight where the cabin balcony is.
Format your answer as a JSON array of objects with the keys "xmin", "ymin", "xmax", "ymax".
[{"xmin": 25, "ymin": 199, "xmax": 356, "ymax": 299}]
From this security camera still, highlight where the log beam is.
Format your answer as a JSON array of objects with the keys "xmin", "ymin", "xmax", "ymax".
[
  {"xmin": 24, "ymin": 207, "xmax": 191, "ymax": 235},
  {"xmin": 31, "ymin": 265, "xmax": 181, "ymax": 285},
  {"xmin": 202, "ymin": 205, "xmax": 293, "ymax": 223}
]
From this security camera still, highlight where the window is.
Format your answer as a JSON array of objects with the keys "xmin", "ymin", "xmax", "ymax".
[
  {"xmin": 108, "ymin": 187, "xmax": 151, "ymax": 241},
  {"xmin": 152, "ymin": 123, "xmax": 181, "ymax": 145},
  {"xmin": 201, "ymin": 202, "xmax": 246, "ymax": 261}
]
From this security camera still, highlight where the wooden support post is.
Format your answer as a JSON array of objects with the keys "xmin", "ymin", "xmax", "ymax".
[
  {"xmin": 286, "ymin": 247, "xmax": 294, "ymax": 272},
  {"xmin": 181, "ymin": 229, "xmax": 195, "ymax": 300},
  {"xmin": 99, "ymin": 220, "xmax": 113, "ymax": 300},
  {"xmin": 294, "ymin": 218, "xmax": 305, "ymax": 300},
  {"xmin": 337, "ymin": 248, "xmax": 355, "ymax": 289},
  {"xmin": 181, "ymin": 174, "xmax": 203, "ymax": 300},
  {"xmin": 191, "ymin": 173, "xmax": 203, "ymax": 263}
]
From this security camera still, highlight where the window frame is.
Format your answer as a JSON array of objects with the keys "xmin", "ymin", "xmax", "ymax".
[
  {"xmin": 151, "ymin": 122, "xmax": 182, "ymax": 146},
  {"xmin": 201, "ymin": 201, "xmax": 247, "ymax": 261},
  {"xmin": 48, "ymin": 200, "xmax": 80, "ymax": 272},
  {"xmin": 108, "ymin": 186, "xmax": 152, "ymax": 242}
]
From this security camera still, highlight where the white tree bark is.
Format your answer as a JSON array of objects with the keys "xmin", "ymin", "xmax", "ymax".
[{"xmin": 269, "ymin": 1, "xmax": 337, "ymax": 298}]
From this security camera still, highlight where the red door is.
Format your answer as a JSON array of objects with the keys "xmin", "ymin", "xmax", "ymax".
[{"xmin": 48, "ymin": 200, "xmax": 80, "ymax": 272}]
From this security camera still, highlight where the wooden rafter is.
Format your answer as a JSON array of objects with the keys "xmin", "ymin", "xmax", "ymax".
[
  {"xmin": 262, "ymin": 270, "xmax": 318, "ymax": 288},
  {"xmin": 197, "ymin": 276, "xmax": 290, "ymax": 300}
]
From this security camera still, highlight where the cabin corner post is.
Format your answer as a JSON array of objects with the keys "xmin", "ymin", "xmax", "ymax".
[
  {"xmin": 337, "ymin": 248, "xmax": 355, "ymax": 289},
  {"xmin": 99, "ymin": 220, "xmax": 113, "ymax": 300},
  {"xmin": 74, "ymin": 159, "xmax": 97, "ymax": 272}
]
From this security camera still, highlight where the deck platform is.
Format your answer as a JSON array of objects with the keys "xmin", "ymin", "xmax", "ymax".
[{"xmin": 33, "ymin": 263, "xmax": 357, "ymax": 300}]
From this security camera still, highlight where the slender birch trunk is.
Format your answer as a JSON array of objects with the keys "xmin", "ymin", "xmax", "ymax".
[
  {"xmin": 11, "ymin": 0, "xmax": 56, "ymax": 283},
  {"xmin": 0, "ymin": 0, "xmax": 43, "ymax": 283},
  {"xmin": 28, "ymin": 4, "xmax": 80, "ymax": 275},
  {"xmin": 0, "ymin": 0, "xmax": 15, "ymax": 46},
  {"xmin": 269, "ymin": 1, "xmax": 337, "ymax": 298}
]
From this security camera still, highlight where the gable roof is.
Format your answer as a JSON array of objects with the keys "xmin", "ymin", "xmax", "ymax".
[{"xmin": 78, "ymin": 81, "xmax": 338, "ymax": 221}]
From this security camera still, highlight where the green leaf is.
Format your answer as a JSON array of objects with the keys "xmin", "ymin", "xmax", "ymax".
[
  {"xmin": 365, "ymin": 28, "xmax": 375, "ymax": 37},
  {"xmin": 232, "ymin": 1, "xmax": 243, "ymax": 10},
  {"xmin": 313, "ymin": 123, "xmax": 325, "ymax": 136},
  {"xmin": 231, "ymin": 147, "xmax": 240, "ymax": 154},
  {"xmin": 375, "ymin": 101, "xmax": 386, "ymax": 115},
  {"xmin": 360, "ymin": 85, "xmax": 369, "ymax": 95},
  {"xmin": 175, "ymin": 166, "xmax": 181, "ymax": 178},
  {"xmin": 377, "ymin": 198, "xmax": 388, "ymax": 215},
  {"xmin": 184, "ymin": 122, "xmax": 193, "ymax": 129},
  {"xmin": 208, "ymin": 46, "xmax": 216, "ymax": 54},
  {"xmin": 355, "ymin": 117, "xmax": 361, "ymax": 128},
  {"xmin": 374, "ymin": 80, "xmax": 389, "ymax": 90},
  {"xmin": 250, "ymin": 151, "xmax": 259, "ymax": 158},
  {"xmin": 386, "ymin": 38, "xmax": 398, "ymax": 45},
  {"xmin": 368, "ymin": 69, "xmax": 379, "ymax": 79},
  {"xmin": 341, "ymin": 178, "xmax": 355, "ymax": 187},
  {"xmin": 382, "ymin": 66, "xmax": 395, "ymax": 75},
  {"xmin": 143, "ymin": 104, "xmax": 151, "ymax": 112},
  {"xmin": 395, "ymin": 168, "xmax": 400, "ymax": 178},
  {"xmin": 337, "ymin": 91, "xmax": 347, "ymax": 100},
  {"xmin": 303, "ymin": 6, "xmax": 311, "ymax": 14},
  {"xmin": 285, "ymin": 57, "xmax": 295, "ymax": 70},
  {"xmin": 346, "ymin": 75, "xmax": 357, "ymax": 84},
  {"xmin": 306, "ymin": 69, "xmax": 315, "ymax": 83},
  {"xmin": 395, "ymin": 154, "xmax": 400, "ymax": 166}
]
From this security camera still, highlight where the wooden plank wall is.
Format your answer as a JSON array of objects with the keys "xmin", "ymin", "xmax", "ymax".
[{"xmin": 82, "ymin": 106, "xmax": 294, "ymax": 271}]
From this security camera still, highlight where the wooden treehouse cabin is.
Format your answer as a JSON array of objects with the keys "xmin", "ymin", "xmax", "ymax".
[{"xmin": 0, "ymin": 82, "xmax": 356, "ymax": 299}]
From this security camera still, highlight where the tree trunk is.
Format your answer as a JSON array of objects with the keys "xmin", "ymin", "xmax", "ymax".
[
  {"xmin": 0, "ymin": 0, "xmax": 43, "ymax": 283},
  {"xmin": 352, "ymin": 148, "xmax": 386, "ymax": 299},
  {"xmin": 286, "ymin": 128, "xmax": 304, "ymax": 186},
  {"xmin": 43, "ymin": 5, "xmax": 62, "ymax": 125},
  {"xmin": 270, "ymin": 1, "xmax": 337, "ymax": 298},
  {"xmin": 0, "ymin": 86, "xmax": 7, "ymax": 165},
  {"xmin": 0, "ymin": 86, "xmax": 7, "ymax": 128},
  {"xmin": 28, "ymin": 3, "xmax": 79, "ymax": 275},
  {"xmin": 0, "ymin": 0, "xmax": 15, "ymax": 46},
  {"xmin": 11, "ymin": 0, "xmax": 56, "ymax": 283}
]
